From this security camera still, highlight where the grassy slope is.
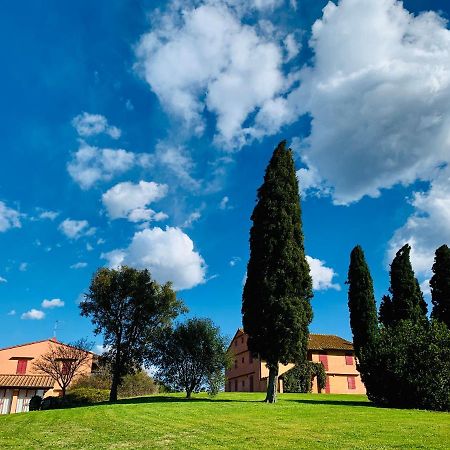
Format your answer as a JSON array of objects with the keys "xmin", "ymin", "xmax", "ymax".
[{"xmin": 0, "ymin": 393, "xmax": 449, "ymax": 449}]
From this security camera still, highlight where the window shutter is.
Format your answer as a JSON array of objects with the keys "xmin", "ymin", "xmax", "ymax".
[
  {"xmin": 347, "ymin": 376, "xmax": 356, "ymax": 390},
  {"xmin": 16, "ymin": 360, "xmax": 27, "ymax": 375},
  {"xmin": 345, "ymin": 354, "xmax": 353, "ymax": 365},
  {"xmin": 319, "ymin": 354, "xmax": 329, "ymax": 371}
]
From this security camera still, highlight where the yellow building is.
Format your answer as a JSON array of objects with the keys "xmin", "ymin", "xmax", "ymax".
[
  {"xmin": 225, "ymin": 329, "xmax": 366, "ymax": 395},
  {"xmin": 0, "ymin": 338, "xmax": 96, "ymax": 414}
]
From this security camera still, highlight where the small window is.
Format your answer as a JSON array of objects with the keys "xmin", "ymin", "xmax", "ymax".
[
  {"xmin": 234, "ymin": 359, "xmax": 237, "ymax": 369},
  {"xmin": 234, "ymin": 380, "xmax": 238, "ymax": 391},
  {"xmin": 249, "ymin": 352, "xmax": 253, "ymax": 364},
  {"xmin": 347, "ymin": 376, "xmax": 356, "ymax": 390},
  {"xmin": 242, "ymin": 380, "xmax": 245, "ymax": 388},
  {"xmin": 241, "ymin": 337, "xmax": 244, "ymax": 343},
  {"xmin": 241, "ymin": 357, "xmax": 244, "ymax": 364},
  {"xmin": 16, "ymin": 359, "xmax": 28, "ymax": 375},
  {"xmin": 319, "ymin": 353, "xmax": 329, "ymax": 371},
  {"xmin": 345, "ymin": 353, "xmax": 353, "ymax": 365},
  {"xmin": 62, "ymin": 360, "xmax": 71, "ymax": 375},
  {"xmin": 228, "ymin": 381, "xmax": 231, "ymax": 392}
]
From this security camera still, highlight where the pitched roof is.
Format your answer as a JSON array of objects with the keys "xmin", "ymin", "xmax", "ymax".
[
  {"xmin": 229, "ymin": 329, "xmax": 354, "ymax": 351},
  {"xmin": 0, "ymin": 338, "xmax": 96, "ymax": 355},
  {"xmin": 308, "ymin": 334, "xmax": 354, "ymax": 351},
  {"xmin": 0, "ymin": 374, "xmax": 54, "ymax": 388}
]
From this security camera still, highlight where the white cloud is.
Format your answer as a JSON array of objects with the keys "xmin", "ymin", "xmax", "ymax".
[
  {"xmin": 67, "ymin": 141, "xmax": 151, "ymax": 190},
  {"xmin": 102, "ymin": 226, "xmax": 206, "ymax": 290},
  {"xmin": 182, "ymin": 211, "xmax": 202, "ymax": 228},
  {"xmin": 102, "ymin": 181, "xmax": 168, "ymax": 222},
  {"xmin": 70, "ymin": 262, "xmax": 88, "ymax": 270},
  {"xmin": 306, "ymin": 255, "xmax": 340, "ymax": 291},
  {"xmin": 19, "ymin": 263, "xmax": 28, "ymax": 272},
  {"xmin": 229, "ymin": 256, "xmax": 241, "ymax": 267},
  {"xmin": 219, "ymin": 196, "xmax": 232, "ymax": 210},
  {"xmin": 0, "ymin": 201, "xmax": 22, "ymax": 232},
  {"xmin": 21, "ymin": 309, "xmax": 45, "ymax": 320},
  {"xmin": 38, "ymin": 210, "xmax": 59, "ymax": 220},
  {"xmin": 388, "ymin": 166, "xmax": 450, "ymax": 277},
  {"xmin": 72, "ymin": 112, "xmax": 121, "ymax": 139},
  {"xmin": 0, "ymin": 276, "xmax": 7, "ymax": 283},
  {"xmin": 59, "ymin": 219, "xmax": 96, "ymax": 240},
  {"xmin": 41, "ymin": 298, "xmax": 65, "ymax": 309},
  {"xmin": 7, "ymin": 310, "xmax": 16, "ymax": 316},
  {"xmin": 134, "ymin": 1, "xmax": 290, "ymax": 148},
  {"xmin": 86, "ymin": 243, "xmax": 93, "ymax": 252},
  {"xmin": 271, "ymin": 0, "xmax": 450, "ymax": 205},
  {"xmin": 284, "ymin": 33, "xmax": 300, "ymax": 61}
]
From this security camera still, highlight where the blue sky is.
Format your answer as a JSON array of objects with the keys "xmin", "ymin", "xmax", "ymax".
[{"xmin": 1, "ymin": 0, "xmax": 450, "ymax": 350}]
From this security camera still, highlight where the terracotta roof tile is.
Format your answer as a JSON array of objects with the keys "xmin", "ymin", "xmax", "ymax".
[
  {"xmin": 0, "ymin": 374, "xmax": 54, "ymax": 388},
  {"xmin": 308, "ymin": 334, "xmax": 354, "ymax": 351}
]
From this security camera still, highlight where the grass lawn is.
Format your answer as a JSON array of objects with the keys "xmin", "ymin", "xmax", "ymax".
[{"xmin": 0, "ymin": 393, "xmax": 449, "ymax": 449}]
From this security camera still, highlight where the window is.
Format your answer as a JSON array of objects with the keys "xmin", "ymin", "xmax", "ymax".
[
  {"xmin": 249, "ymin": 352, "xmax": 253, "ymax": 364},
  {"xmin": 16, "ymin": 359, "xmax": 28, "ymax": 375},
  {"xmin": 325, "ymin": 376, "xmax": 331, "ymax": 394},
  {"xmin": 228, "ymin": 382, "xmax": 231, "ymax": 392},
  {"xmin": 241, "ymin": 337, "xmax": 244, "ymax": 344},
  {"xmin": 347, "ymin": 376, "xmax": 356, "ymax": 390},
  {"xmin": 241, "ymin": 357, "xmax": 244, "ymax": 364},
  {"xmin": 242, "ymin": 380, "xmax": 245, "ymax": 388},
  {"xmin": 234, "ymin": 359, "xmax": 237, "ymax": 369},
  {"xmin": 345, "ymin": 353, "xmax": 354, "ymax": 365},
  {"xmin": 62, "ymin": 360, "xmax": 71, "ymax": 375},
  {"xmin": 319, "ymin": 353, "xmax": 329, "ymax": 371},
  {"xmin": 234, "ymin": 380, "xmax": 238, "ymax": 391}
]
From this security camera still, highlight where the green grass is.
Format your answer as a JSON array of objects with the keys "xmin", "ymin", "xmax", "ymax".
[{"xmin": 0, "ymin": 393, "xmax": 449, "ymax": 449}]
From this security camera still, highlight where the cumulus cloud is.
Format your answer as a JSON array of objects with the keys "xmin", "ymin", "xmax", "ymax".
[
  {"xmin": 0, "ymin": 201, "xmax": 22, "ymax": 232},
  {"xmin": 41, "ymin": 298, "xmax": 65, "ymax": 309},
  {"xmin": 102, "ymin": 226, "xmax": 206, "ymax": 290},
  {"xmin": 38, "ymin": 210, "xmax": 59, "ymax": 220},
  {"xmin": 219, "ymin": 196, "xmax": 232, "ymax": 210},
  {"xmin": 388, "ymin": 166, "xmax": 450, "ymax": 277},
  {"xmin": 134, "ymin": 1, "xmax": 291, "ymax": 148},
  {"xmin": 59, "ymin": 219, "xmax": 96, "ymax": 240},
  {"xmin": 67, "ymin": 141, "xmax": 151, "ymax": 190},
  {"xmin": 276, "ymin": 0, "xmax": 450, "ymax": 205},
  {"xmin": 21, "ymin": 309, "xmax": 45, "ymax": 320},
  {"xmin": 306, "ymin": 255, "xmax": 340, "ymax": 291},
  {"xmin": 0, "ymin": 276, "xmax": 7, "ymax": 283},
  {"xmin": 102, "ymin": 181, "xmax": 168, "ymax": 222},
  {"xmin": 72, "ymin": 112, "xmax": 121, "ymax": 139}
]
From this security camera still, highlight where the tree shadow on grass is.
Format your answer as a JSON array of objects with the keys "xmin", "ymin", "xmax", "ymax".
[{"xmin": 291, "ymin": 398, "xmax": 375, "ymax": 408}]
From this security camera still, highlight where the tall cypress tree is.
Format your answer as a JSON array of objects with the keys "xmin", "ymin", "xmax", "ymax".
[
  {"xmin": 242, "ymin": 140, "xmax": 313, "ymax": 403},
  {"xmin": 381, "ymin": 244, "xmax": 427, "ymax": 326},
  {"xmin": 430, "ymin": 244, "xmax": 450, "ymax": 328},
  {"xmin": 347, "ymin": 245, "xmax": 378, "ymax": 361}
]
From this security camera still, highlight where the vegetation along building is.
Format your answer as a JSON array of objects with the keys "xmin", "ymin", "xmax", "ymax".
[
  {"xmin": 0, "ymin": 338, "xmax": 96, "ymax": 414},
  {"xmin": 226, "ymin": 329, "xmax": 366, "ymax": 394}
]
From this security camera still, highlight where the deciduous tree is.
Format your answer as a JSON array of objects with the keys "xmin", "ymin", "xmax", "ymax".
[{"xmin": 80, "ymin": 266, "xmax": 185, "ymax": 401}]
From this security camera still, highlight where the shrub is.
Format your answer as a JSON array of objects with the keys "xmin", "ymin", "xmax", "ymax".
[
  {"xmin": 284, "ymin": 362, "xmax": 326, "ymax": 393},
  {"xmin": 41, "ymin": 396, "xmax": 68, "ymax": 410},
  {"xmin": 65, "ymin": 388, "xmax": 110, "ymax": 405},
  {"xmin": 29, "ymin": 395, "xmax": 42, "ymax": 411}
]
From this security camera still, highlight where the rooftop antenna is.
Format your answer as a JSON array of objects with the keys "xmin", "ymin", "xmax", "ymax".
[{"xmin": 53, "ymin": 320, "xmax": 60, "ymax": 339}]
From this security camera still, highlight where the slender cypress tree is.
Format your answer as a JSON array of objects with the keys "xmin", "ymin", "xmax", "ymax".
[
  {"xmin": 379, "ymin": 295, "xmax": 393, "ymax": 327},
  {"xmin": 347, "ymin": 245, "xmax": 378, "ymax": 361},
  {"xmin": 242, "ymin": 140, "xmax": 313, "ymax": 403},
  {"xmin": 430, "ymin": 244, "xmax": 450, "ymax": 328},
  {"xmin": 381, "ymin": 244, "xmax": 427, "ymax": 326}
]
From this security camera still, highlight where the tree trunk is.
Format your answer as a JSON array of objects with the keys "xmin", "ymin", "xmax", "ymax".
[
  {"xmin": 186, "ymin": 389, "xmax": 192, "ymax": 399},
  {"xmin": 265, "ymin": 364, "xmax": 278, "ymax": 403},
  {"xmin": 110, "ymin": 371, "xmax": 120, "ymax": 402},
  {"xmin": 62, "ymin": 386, "xmax": 66, "ymax": 397}
]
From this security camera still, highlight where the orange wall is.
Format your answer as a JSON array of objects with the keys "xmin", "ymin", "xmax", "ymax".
[{"xmin": 0, "ymin": 340, "xmax": 94, "ymax": 395}]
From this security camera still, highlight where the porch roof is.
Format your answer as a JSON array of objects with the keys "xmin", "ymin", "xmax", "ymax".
[{"xmin": 0, "ymin": 374, "xmax": 54, "ymax": 389}]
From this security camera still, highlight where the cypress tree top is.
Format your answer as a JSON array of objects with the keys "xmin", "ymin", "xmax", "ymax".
[
  {"xmin": 383, "ymin": 244, "xmax": 427, "ymax": 325},
  {"xmin": 430, "ymin": 244, "xmax": 450, "ymax": 328},
  {"xmin": 347, "ymin": 245, "xmax": 378, "ymax": 359},
  {"xmin": 242, "ymin": 140, "xmax": 313, "ymax": 368}
]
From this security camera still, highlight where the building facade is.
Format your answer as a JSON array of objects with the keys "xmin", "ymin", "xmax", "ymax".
[
  {"xmin": 0, "ymin": 338, "xmax": 96, "ymax": 414},
  {"xmin": 225, "ymin": 329, "xmax": 366, "ymax": 395}
]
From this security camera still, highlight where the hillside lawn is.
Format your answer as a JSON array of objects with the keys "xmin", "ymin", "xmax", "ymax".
[{"xmin": 0, "ymin": 393, "xmax": 449, "ymax": 449}]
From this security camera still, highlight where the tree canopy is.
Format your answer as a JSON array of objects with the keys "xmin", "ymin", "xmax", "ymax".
[
  {"xmin": 242, "ymin": 140, "xmax": 313, "ymax": 403},
  {"xmin": 430, "ymin": 244, "xmax": 450, "ymax": 328},
  {"xmin": 150, "ymin": 318, "xmax": 229, "ymax": 398},
  {"xmin": 80, "ymin": 266, "xmax": 185, "ymax": 401}
]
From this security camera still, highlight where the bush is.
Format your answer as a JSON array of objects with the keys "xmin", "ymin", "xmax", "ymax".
[
  {"xmin": 41, "ymin": 396, "xmax": 68, "ymax": 410},
  {"xmin": 362, "ymin": 319, "xmax": 450, "ymax": 411},
  {"xmin": 65, "ymin": 388, "xmax": 110, "ymax": 405},
  {"xmin": 29, "ymin": 395, "xmax": 42, "ymax": 411},
  {"xmin": 284, "ymin": 362, "xmax": 326, "ymax": 393}
]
